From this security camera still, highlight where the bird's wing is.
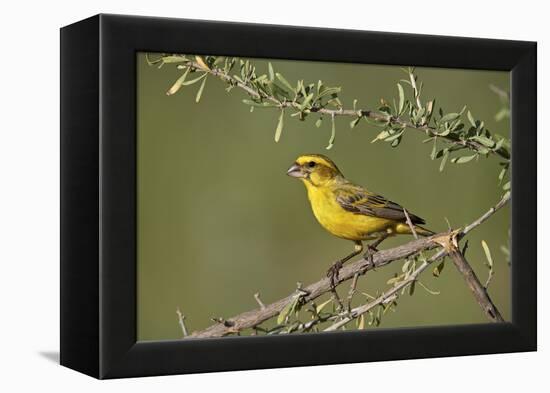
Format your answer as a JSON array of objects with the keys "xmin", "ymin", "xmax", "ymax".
[{"xmin": 335, "ymin": 184, "xmax": 426, "ymax": 224}]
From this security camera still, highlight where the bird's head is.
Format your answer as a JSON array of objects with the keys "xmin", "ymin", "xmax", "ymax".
[{"xmin": 286, "ymin": 154, "xmax": 343, "ymax": 186}]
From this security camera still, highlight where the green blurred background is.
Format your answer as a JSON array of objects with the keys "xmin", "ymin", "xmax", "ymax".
[{"xmin": 137, "ymin": 53, "xmax": 510, "ymax": 341}]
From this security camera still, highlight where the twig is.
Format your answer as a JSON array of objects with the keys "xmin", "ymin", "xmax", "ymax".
[
  {"xmin": 346, "ymin": 273, "xmax": 360, "ymax": 312},
  {"xmin": 403, "ymin": 208, "xmax": 419, "ymax": 239},
  {"xmin": 176, "ymin": 307, "xmax": 189, "ymax": 337},
  {"xmin": 462, "ymin": 193, "xmax": 510, "ymax": 235},
  {"xmin": 324, "ymin": 249, "xmax": 446, "ymax": 331},
  {"xmin": 447, "ymin": 248, "xmax": 504, "ymax": 322},
  {"xmin": 254, "ymin": 292, "xmax": 266, "ymax": 310},
  {"xmin": 181, "ymin": 60, "xmax": 510, "ymax": 161},
  {"xmin": 187, "ymin": 194, "xmax": 509, "ymax": 338}
]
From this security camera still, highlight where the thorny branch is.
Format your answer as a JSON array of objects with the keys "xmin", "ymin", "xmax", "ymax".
[
  {"xmin": 187, "ymin": 193, "xmax": 510, "ymax": 338},
  {"xmin": 178, "ymin": 59, "xmax": 510, "ymax": 161}
]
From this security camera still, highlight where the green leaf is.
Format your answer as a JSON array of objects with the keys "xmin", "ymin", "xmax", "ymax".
[
  {"xmin": 371, "ymin": 130, "xmax": 390, "ymax": 143},
  {"xmin": 326, "ymin": 115, "xmax": 336, "ymax": 150},
  {"xmin": 195, "ymin": 75, "xmax": 207, "ymax": 103},
  {"xmin": 274, "ymin": 109, "xmax": 284, "ymax": 143},
  {"xmin": 275, "ymin": 72, "xmax": 294, "ymax": 93},
  {"xmin": 299, "ymin": 93, "xmax": 314, "ymax": 111},
  {"xmin": 481, "ymin": 240, "xmax": 493, "ymax": 268},
  {"xmin": 317, "ymin": 87, "xmax": 342, "ymax": 99},
  {"xmin": 494, "ymin": 138, "xmax": 505, "ymax": 151},
  {"xmin": 451, "ymin": 154, "xmax": 477, "ymax": 164},
  {"xmin": 182, "ymin": 72, "xmax": 207, "ymax": 86},
  {"xmin": 495, "ymin": 108, "xmax": 510, "ymax": 122},
  {"xmin": 439, "ymin": 150, "xmax": 449, "ymax": 172},
  {"xmin": 502, "ymin": 181, "xmax": 511, "ymax": 191},
  {"xmin": 467, "ymin": 110, "xmax": 476, "ymax": 127},
  {"xmin": 268, "ymin": 62, "xmax": 274, "ymax": 81},
  {"xmin": 430, "ymin": 139, "xmax": 438, "ymax": 160},
  {"xmin": 166, "ymin": 67, "xmax": 190, "ymax": 96},
  {"xmin": 433, "ymin": 260, "xmax": 445, "ymax": 277},
  {"xmin": 315, "ymin": 298, "xmax": 332, "ymax": 314},
  {"xmin": 385, "ymin": 130, "xmax": 404, "ymax": 142},
  {"xmin": 277, "ymin": 297, "xmax": 298, "ymax": 325},
  {"xmin": 471, "ymin": 135, "xmax": 495, "ymax": 148},
  {"xmin": 161, "ymin": 55, "xmax": 187, "ymax": 63},
  {"xmin": 358, "ymin": 314, "xmax": 365, "ymax": 330},
  {"xmin": 409, "ymin": 280, "xmax": 416, "ymax": 296},
  {"xmin": 439, "ymin": 112, "xmax": 460, "ymax": 123},
  {"xmin": 397, "ymin": 83, "xmax": 405, "ymax": 114},
  {"xmin": 498, "ymin": 167, "xmax": 507, "ymax": 181}
]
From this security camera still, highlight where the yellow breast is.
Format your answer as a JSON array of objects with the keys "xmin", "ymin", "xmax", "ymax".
[{"xmin": 304, "ymin": 182, "xmax": 396, "ymax": 241}]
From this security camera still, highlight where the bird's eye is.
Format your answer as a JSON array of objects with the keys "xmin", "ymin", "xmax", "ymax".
[{"xmin": 308, "ymin": 161, "xmax": 316, "ymax": 168}]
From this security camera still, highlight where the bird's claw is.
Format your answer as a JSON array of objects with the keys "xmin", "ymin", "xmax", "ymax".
[
  {"xmin": 364, "ymin": 245, "xmax": 378, "ymax": 268},
  {"xmin": 327, "ymin": 260, "xmax": 343, "ymax": 288}
]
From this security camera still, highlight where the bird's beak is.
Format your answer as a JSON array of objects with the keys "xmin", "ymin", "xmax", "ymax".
[{"xmin": 286, "ymin": 162, "xmax": 305, "ymax": 178}]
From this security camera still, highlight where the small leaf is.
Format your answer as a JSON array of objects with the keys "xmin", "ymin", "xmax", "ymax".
[
  {"xmin": 275, "ymin": 72, "xmax": 294, "ymax": 93},
  {"xmin": 502, "ymin": 181, "xmax": 511, "ymax": 191},
  {"xmin": 299, "ymin": 93, "xmax": 314, "ymax": 110},
  {"xmin": 397, "ymin": 83, "xmax": 405, "ymax": 114},
  {"xmin": 467, "ymin": 110, "xmax": 476, "ymax": 127},
  {"xmin": 417, "ymin": 281, "xmax": 441, "ymax": 295},
  {"xmin": 371, "ymin": 130, "xmax": 390, "ymax": 143},
  {"xmin": 391, "ymin": 137, "xmax": 402, "ymax": 147},
  {"xmin": 166, "ymin": 67, "xmax": 190, "ymax": 95},
  {"xmin": 439, "ymin": 112, "xmax": 460, "ymax": 123},
  {"xmin": 161, "ymin": 55, "xmax": 186, "ymax": 63},
  {"xmin": 409, "ymin": 280, "xmax": 416, "ymax": 296},
  {"xmin": 268, "ymin": 62, "xmax": 274, "ymax": 81},
  {"xmin": 315, "ymin": 298, "xmax": 332, "ymax": 314},
  {"xmin": 439, "ymin": 150, "xmax": 449, "ymax": 172},
  {"xmin": 430, "ymin": 139, "xmax": 438, "ymax": 160},
  {"xmin": 433, "ymin": 260, "xmax": 445, "ymax": 277},
  {"xmin": 481, "ymin": 240, "xmax": 493, "ymax": 268},
  {"xmin": 274, "ymin": 109, "xmax": 284, "ymax": 142},
  {"xmin": 195, "ymin": 55, "xmax": 210, "ymax": 70},
  {"xmin": 495, "ymin": 108, "xmax": 510, "ymax": 122},
  {"xmin": 277, "ymin": 297, "xmax": 298, "ymax": 325},
  {"xmin": 182, "ymin": 72, "xmax": 207, "ymax": 86},
  {"xmin": 498, "ymin": 167, "xmax": 507, "ymax": 181},
  {"xmin": 385, "ymin": 130, "xmax": 404, "ymax": 142},
  {"xmin": 195, "ymin": 75, "xmax": 207, "ymax": 103},
  {"xmin": 451, "ymin": 154, "xmax": 477, "ymax": 164},
  {"xmin": 326, "ymin": 115, "xmax": 336, "ymax": 150},
  {"xmin": 358, "ymin": 314, "xmax": 365, "ymax": 330},
  {"xmin": 471, "ymin": 135, "xmax": 495, "ymax": 148}
]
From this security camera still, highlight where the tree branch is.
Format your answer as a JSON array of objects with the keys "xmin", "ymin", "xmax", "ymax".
[
  {"xmin": 324, "ymin": 248, "xmax": 446, "ymax": 331},
  {"xmin": 182, "ymin": 59, "xmax": 510, "ymax": 161},
  {"xmin": 447, "ymin": 248, "xmax": 504, "ymax": 322},
  {"xmin": 188, "ymin": 193, "xmax": 509, "ymax": 338}
]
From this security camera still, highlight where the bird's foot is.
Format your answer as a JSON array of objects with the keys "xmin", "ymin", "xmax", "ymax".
[
  {"xmin": 364, "ymin": 245, "xmax": 378, "ymax": 269},
  {"xmin": 327, "ymin": 260, "xmax": 343, "ymax": 288}
]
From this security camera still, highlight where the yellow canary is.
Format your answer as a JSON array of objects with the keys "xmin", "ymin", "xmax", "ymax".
[{"xmin": 287, "ymin": 154, "xmax": 433, "ymax": 284}]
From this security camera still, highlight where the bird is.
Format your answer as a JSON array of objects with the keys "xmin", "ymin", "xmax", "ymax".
[{"xmin": 286, "ymin": 154, "xmax": 434, "ymax": 286}]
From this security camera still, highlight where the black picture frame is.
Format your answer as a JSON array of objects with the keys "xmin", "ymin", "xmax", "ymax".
[{"xmin": 60, "ymin": 14, "xmax": 537, "ymax": 379}]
